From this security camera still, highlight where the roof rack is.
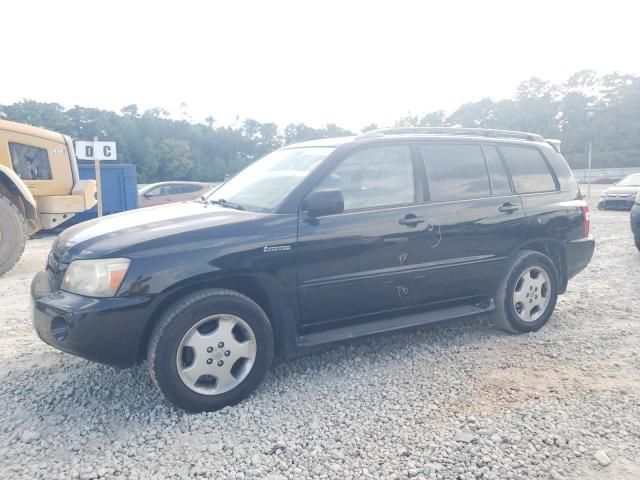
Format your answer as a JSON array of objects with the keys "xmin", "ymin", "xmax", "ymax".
[{"xmin": 357, "ymin": 127, "xmax": 545, "ymax": 143}]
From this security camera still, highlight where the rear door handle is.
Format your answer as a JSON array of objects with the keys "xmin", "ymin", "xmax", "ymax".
[
  {"xmin": 498, "ymin": 203, "xmax": 519, "ymax": 213},
  {"xmin": 399, "ymin": 215, "xmax": 425, "ymax": 227}
]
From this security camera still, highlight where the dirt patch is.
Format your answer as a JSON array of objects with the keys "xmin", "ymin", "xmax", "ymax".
[{"xmin": 485, "ymin": 364, "xmax": 640, "ymax": 399}]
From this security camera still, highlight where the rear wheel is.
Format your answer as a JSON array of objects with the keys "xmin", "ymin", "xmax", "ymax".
[
  {"xmin": 0, "ymin": 195, "xmax": 27, "ymax": 276},
  {"xmin": 148, "ymin": 288, "xmax": 274, "ymax": 412},
  {"xmin": 492, "ymin": 249, "xmax": 559, "ymax": 333}
]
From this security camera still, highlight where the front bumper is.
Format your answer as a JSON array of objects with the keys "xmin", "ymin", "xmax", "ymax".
[
  {"xmin": 564, "ymin": 236, "xmax": 595, "ymax": 280},
  {"xmin": 597, "ymin": 198, "xmax": 634, "ymax": 210},
  {"xmin": 31, "ymin": 271, "xmax": 152, "ymax": 368}
]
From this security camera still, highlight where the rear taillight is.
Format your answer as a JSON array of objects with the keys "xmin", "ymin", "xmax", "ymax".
[{"xmin": 580, "ymin": 205, "xmax": 590, "ymax": 236}]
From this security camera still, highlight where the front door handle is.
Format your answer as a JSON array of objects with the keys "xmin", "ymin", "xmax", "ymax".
[
  {"xmin": 498, "ymin": 202, "xmax": 519, "ymax": 213},
  {"xmin": 399, "ymin": 215, "xmax": 425, "ymax": 227}
]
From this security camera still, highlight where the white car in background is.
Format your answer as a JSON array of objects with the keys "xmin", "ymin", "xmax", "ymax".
[
  {"xmin": 597, "ymin": 173, "xmax": 640, "ymax": 210},
  {"xmin": 137, "ymin": 181, "xmax": 217, "ymax": 208}
]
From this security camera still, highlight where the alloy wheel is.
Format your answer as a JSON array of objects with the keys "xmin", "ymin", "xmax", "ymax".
[
  {"xmin": 176, "ymin": 314, "xmax": 257, "ymax": 395},
  {"xmin": 512, "ymin": 266, "xmax": 551, "ymax": 323}
]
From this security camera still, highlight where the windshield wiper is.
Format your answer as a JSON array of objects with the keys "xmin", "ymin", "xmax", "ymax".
[{"xmin": 208, "ymin": 198, "xmax": 246, "ymax": 211}]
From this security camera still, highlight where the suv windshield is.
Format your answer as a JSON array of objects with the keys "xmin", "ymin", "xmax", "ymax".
[
  {"xmin": 206, "ymin": 147, "xmax": 334, "ymax": 212},
  {"xmin": 617, "ymin": 173, "xmax": 640, "ymax": 186}
]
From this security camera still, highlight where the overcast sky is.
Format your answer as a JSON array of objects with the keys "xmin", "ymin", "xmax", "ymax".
[{"xmin": 3, "ymin": 0, "xmax": 639, "ymax": 130}]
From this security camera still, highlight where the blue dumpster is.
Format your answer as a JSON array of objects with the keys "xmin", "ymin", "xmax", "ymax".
[{"xmin": 74, "ymin": 163, "xmax": 138, "ymax": 222}]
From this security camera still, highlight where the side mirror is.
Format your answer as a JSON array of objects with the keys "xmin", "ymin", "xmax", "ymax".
[{"xmin": 304, "ymin": 189, "xmax": 344, "ymax": 217}]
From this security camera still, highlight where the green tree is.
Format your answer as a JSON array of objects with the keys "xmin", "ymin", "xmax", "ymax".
[
  {"xmin": 156, "ymin": 139, "xmax": 193, "ymax": 180},
  {"xmin": 418, "ymin": 110, "xmax": 448, "ymax": 127},
  {"xmin": 283, "ymin": 123, "xmax": 323, "ymax": 144},
  {"xmin": 448, "ymin": 98, "xmax": 498, "ymax": 128},
  {"xmin": 3, "ymin": 69, "xmax": 640, "ymax": 182}
]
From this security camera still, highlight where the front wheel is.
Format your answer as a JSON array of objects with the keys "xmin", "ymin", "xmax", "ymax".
[
  {"xmin": 492, "ymin": 250, "xmax": 559, "ymax": 333},
  {"xmin": 148, "ymin": 289, "xmax": 274, "ymax": 412},
  {"xmin": 0, "ymin": 195, "xmax": 27, "ymax": 276}
]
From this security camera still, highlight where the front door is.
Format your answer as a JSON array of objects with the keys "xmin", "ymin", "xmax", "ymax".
[{"xmin": 296, "ymin": 143, "xmax": 434, "ymax": 326}]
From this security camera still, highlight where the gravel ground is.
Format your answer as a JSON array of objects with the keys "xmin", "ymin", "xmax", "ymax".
[{"xmin": 1, "ymin": 187, "xmax": 639, "ymax": 480}]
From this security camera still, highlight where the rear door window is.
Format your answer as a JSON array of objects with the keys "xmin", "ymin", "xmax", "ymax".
[
  {"xmin": 482, "ymin": 145, "xmax": 512, "ymax": 195},
  {"xmin": 500, "ymin": 145, "xmax": 557, "ymax": 193},
  {"xmin": 9, "ymin": 143, "xmax": 52, "ymax": 180},
  {"xmin": 420, "ymin": 144, "xmax": 491, "ymax": 201}
]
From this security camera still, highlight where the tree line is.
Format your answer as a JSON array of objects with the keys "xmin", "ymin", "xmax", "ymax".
[{"xmin": 1, "ymin": 69, "xmax": 639, "ymax": 183}]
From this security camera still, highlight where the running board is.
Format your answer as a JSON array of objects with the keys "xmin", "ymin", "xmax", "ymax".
[{"xmin": 297, "ymin": 300, "xmax": 494, "ymax": 347}]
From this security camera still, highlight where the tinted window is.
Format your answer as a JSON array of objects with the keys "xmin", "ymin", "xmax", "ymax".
[
  {"xmin": 483, "ymin": 145, "xmax": 512, "ymax": 195},
  {"xmin": 9, "ymin": 143, "xmax": 52, "ymax": 180},
  {"xmin": 318, "ymin": 145, "xmax": 414, "ymax": 211},
  {"xmin": 421, "ymin": 144, "xmax": 491, "ymax": 201},
  {"xmin": 146, "ymin": 185, "xmax": 171, "ymax": 196},
  {"xmin": 500, "ymin": 146, "xmax": 557, "ymax": 193},
  {"xmin": 171, "ymin": 185, "xmax": 200, "ymax": 194},
  {"xmin": 181, "ymin": 184, "xmax": 202, "ymax": 193}
]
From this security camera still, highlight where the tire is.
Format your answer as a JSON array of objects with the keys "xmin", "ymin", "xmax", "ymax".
[
  {"xmin": 635, "ymin": 237, "xmax": 640, "ymax": 252},
  {"xmin": 0, "ymin": 195, "xmax": 28, "ymax": 276},
  {"xmin": 148, "ymin": 288, "xmax": 274, "ymax": 412},
  {"xmin": 492, "ymin": 249, "xmax": 559, "ymax": 334}
]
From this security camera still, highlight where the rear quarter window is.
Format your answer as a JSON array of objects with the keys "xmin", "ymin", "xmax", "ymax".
[{"xmin": 500, "ymin": 145, "xmax": 557, "ymax": 194}]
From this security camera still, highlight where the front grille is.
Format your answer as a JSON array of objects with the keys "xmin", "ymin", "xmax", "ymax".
[{"xmin": 46, "ymin": 251, "xmax": 68, "ymax": 290}]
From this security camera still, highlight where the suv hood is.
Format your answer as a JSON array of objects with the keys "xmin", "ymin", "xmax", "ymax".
[{"xmin": 54, "ymin": 202, "xmax": 261, "ymax": 261}]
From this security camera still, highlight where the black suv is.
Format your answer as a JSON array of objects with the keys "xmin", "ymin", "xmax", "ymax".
[{"xmin": 31, "ymin": 128, "xmax": 594, "ymax": 411}]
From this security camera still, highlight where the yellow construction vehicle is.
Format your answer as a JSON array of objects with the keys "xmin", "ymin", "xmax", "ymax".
[{"xmin": 0, "ymin": 119, "xmax": 96, "ymax": 274}]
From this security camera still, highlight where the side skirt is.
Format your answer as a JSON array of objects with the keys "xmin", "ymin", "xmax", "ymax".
[{"xmin": 296, "ymin": 298, "xmax": 495, "ymax": 349}]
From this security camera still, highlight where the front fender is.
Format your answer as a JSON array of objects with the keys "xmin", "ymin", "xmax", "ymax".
[{"xmin": 131, "ymin": 269, "xmax": 298, "ymax": 363}]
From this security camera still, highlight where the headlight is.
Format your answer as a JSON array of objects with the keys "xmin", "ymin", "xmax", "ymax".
[{"xmin": 61, "ymin": 258, "xmax": 130, "ymax": 297}]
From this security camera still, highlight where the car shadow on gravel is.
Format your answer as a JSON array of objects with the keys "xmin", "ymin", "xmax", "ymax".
[{"xmin": 4, "ymin": 312, "xmax": 501, "ymax": 427}]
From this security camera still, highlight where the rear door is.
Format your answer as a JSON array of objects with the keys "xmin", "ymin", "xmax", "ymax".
[{"xmin": 407, "ymin": 142, "xmax": 527, "ymax": 304}]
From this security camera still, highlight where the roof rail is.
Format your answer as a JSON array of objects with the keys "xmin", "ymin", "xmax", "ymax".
[
  {"xmin": 357, "ymin": 127, "xmax": 545, "ymax": 143},
  {"xmin": 545, "ymin": 138, "xmax": 562, "ymax": 153}
]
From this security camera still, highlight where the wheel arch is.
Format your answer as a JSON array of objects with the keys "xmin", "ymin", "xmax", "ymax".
[
  {"xmin": 518, "ymin": 239, "xmax": 567, "ymax": 293},
  {"xmin": 137, "ymin": 274, "xmax": 287, "ymax": 363},
  {"xmin": 0, "ymin": 166, "xmax": 39, "ymax": 234}
]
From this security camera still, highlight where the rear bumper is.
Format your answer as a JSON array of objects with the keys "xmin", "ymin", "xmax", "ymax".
[
  {"xmin": 564, "ymin": 236, "xmax": 595, "ymax": 280},
  {"xmin": 31, "ymin": 271, "xmax": 152, "ymax": 368}
]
